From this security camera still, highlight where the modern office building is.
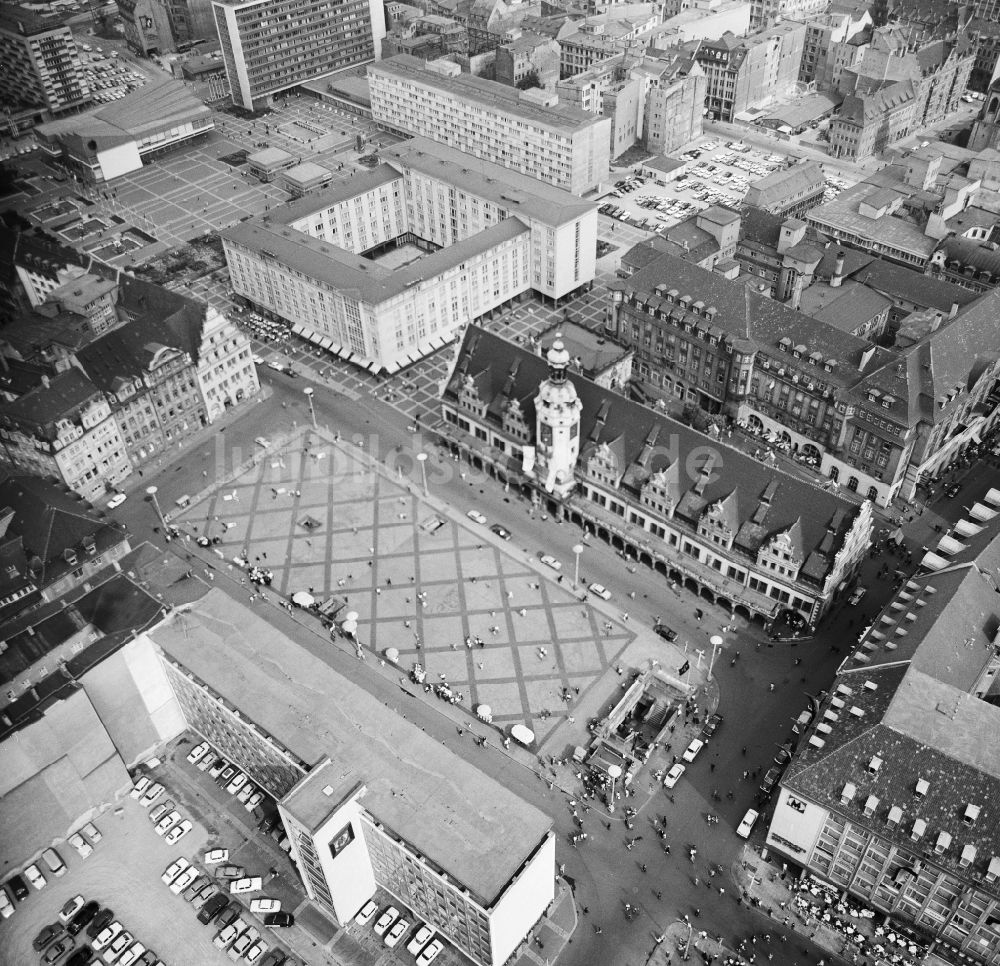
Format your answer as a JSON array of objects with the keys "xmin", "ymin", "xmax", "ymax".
[
  {"xmin": 34, "ymin": 79, "xmax": 214, "ymax": 184},
  {"xmin": 152, "ymin": 590, "xmax": 556, "ymax": 966},
  {"xmin": 0, "ymin": 4, "xmax": 91, "ymax": 121},
  {"xmin": 223, "ymin": 138, "xmax": 597, "ymax": 372},
  {"xmin": 211, "ymin": 0, "xmax": 387, "ymax": 111},
  {"xmin": 368, "ymin": 55, "xmax": 611, "ymax": 194},
  {"xmin": 766, "ymin": 513, "xmax": 1000, "ymax": 966},
  {"xmin": 440, "ymin": 327, "xmax": 873, "ymax": 626}
]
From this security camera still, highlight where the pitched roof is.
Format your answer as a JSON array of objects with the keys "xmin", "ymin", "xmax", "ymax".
[
  {"xmin": 0, "ymin": 368, "xmax": 99, "ymax": 434},
  {"xmin": 743, "ymin": 159, "xmax": 826, "ymax": 211},
  {"xmin": 810, "ymin": 285, "xmax": 892, "ymax": 333},
  {"xmin": 445, "ymin": 327, "xmax": 864, "ymax": 583},
  {"xmin": 851, "ymin": 256, "xmax": 979, "ymax": 311}
]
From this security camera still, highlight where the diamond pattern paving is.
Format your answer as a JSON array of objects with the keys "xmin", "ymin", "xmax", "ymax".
[{"xmin": 175, "ymin": 432, "xmax": 634, "ymax": 746}]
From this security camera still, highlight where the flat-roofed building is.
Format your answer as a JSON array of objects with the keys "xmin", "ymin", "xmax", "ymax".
[
  {"xmin": 223, "ymin": 140, "xmax": 597, "ymax": 372},
  {"xmin": 211, "ymin": 0, "xmax": 386, "ymax": 111},
  {"xmin": 368, "ymin": 54, "xmax": 611, "ymax": 194},
  {"xmin": 279, "ymin": 160, "xmax": 334, "ymax": 196},
  {"xmin": 246, "ymin": 146, "xmax": 297, "ymax": 181},
  {"xmin": 151, "ymin": 590, "xmax": 555, "ymax": 966}
]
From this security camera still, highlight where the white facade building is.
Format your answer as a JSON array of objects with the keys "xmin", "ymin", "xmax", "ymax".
[
  {"xmin": 195, "ymin": 306, "xmax": 261, "ymax": 423},
  {"xmin": 368, "ymin": 55, "xmax": 611, "ymax": 195}
]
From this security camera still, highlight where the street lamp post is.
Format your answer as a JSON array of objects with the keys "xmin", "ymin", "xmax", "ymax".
[
  {"xmin": 146, "ymin": 485, "xmax": 166, "ymax": 531},
  {"xmin": 681, "ymin": 919, "xmax": 693, "ymax": 960},
  {"xmin": 303, "ymin": 386, "xmax": 317, "ymax": 430},
  {"xmin": 607, "ymin": 763, "xmax": 622, "ymax": 813},
  {"xmin": 709, "ymin": 635, "xmax": 723, "ymax": 676},
  {"xmin": 572, "ymin": 543, "xmax": 584, "ymax": 589},
  {"xmin": 416, "ymin": 452, "xmax": 428, "ymax": 496}
]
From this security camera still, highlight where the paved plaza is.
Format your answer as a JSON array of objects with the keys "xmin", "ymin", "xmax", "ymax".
[{"xmin": 175, "ymin": 431, "xmax": 636, "ymax": 747}]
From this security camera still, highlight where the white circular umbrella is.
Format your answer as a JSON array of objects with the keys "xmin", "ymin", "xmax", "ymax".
[
  {"xmin": 476, "ymin": 704, "xmax": 492, "ymax": 721},
  {"xmin": 342, "ymin": 619, "xmax": 358, "ymax": 635},
  {"xmin": 345, "ymin": 611, "xmax": 359, "ymax": 622},
  {"xmin": 292, "ymin": 591, "xmax": 315, "ymax": 607},
  {"xmin": 385, "ymin": 647, "xmax": 400, "ymax": 663}
]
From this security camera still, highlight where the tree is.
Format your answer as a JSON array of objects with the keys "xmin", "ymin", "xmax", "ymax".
[{"xmin": 516, "ymin": 70, "xmax": 540, "ymax": 90}]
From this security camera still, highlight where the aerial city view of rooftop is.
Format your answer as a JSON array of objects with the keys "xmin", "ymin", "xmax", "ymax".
[{"xmin": 3, "ymin": 0, "xmax": 1000, "ymax": 963}]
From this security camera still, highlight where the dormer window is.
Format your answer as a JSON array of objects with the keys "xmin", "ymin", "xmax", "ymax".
[{"xmin": 965, "ymin": 804, "xmax": 981, "ymax": 825}]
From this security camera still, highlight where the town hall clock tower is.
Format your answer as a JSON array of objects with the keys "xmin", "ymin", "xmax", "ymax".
[{"xmin": 533, "ymin": 335, "xmax": 582, "ymax": 499}]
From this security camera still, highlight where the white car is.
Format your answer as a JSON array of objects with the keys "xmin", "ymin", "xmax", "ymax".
[
  {"xmin": 244, "ymin": 791, "xmax": 264, "ymax": 812},
  {"xmin": 24, "ymin": 864, "xmax": 46, "ymax": 889},
  {"xmin": 407, "ymin": 925, "xmax": 436, "ymax": 956},
  {"xmin": 69, "ymin": 833, "xmax": 93, "ymax": 858},
  {"xmin": 848, "ymin": 587, "xmax": 867, "ymax": 606},
  {"xmin": 255, "ymin": 436, "xmax": 270, "ymax": 446},
  {"xmin": 102, "ymin": 931, "xmax": 133, "ymax": 964},
  {"xmin": 118, "ymin": 941, "xmax": 146, "ymax": 966},
  {"xmin": 737, "ymin": 808, "xmax": 760, "ymax": 839},
  {"xmin": 140, "ymin": 782, "xmax": 165, "ymax": 807},
  {"xmin": 663, "ymin": 763, "xmax": 686, "ymax": 789},
  {"xmin": 539, "ymin": 554, "xmax": 562, "ymax": 571},
  {"xmin": 225, "ymin": 772, "xmax": 248, "ymax": 794},
  {"xmin": 165, "ymin": 819, "xmax": 192, "ymax": 844},
  {"xmin": 162, "ymin": 857, "xmax": 190, "ymax": 885},
  {"xmin": 384, "ymin": 917, "xmax": 410, "ymax": 948},
  {"xmin": 93, "ymin": 921, "xmax": 123, "ymax": 951},
  {"xmin": 59, "ymin": 895, "xmax": 85, "ymax": 923},
  {"xmin": 155, "ymin": 810, "xmax": 181, "ymax": 835},
  {"xmin": 249, "ymin": 898, "xmax": 281, "ymax": 914},
  {"xmin": 682, "ymin": 738, "xmax": 705, "ymax": 762},
  {"xmin": 82, "ymin": 822, "xmax": 102, "ymax": 845},
  {"xmin": 197, "ymin": 752, "xmax": 216, "ymax": 772},
  {"xmin": 130, "ymin": 776, "xmax": 151, "ymax": 798},
  {"xmin": 245, "ymin": 939, "xmax": 268, "ymax": 964},
  {"xmin": 0, "ymin": 887, "xmax": 12, "ymax": 919},
  {"xmin": 417, "ymin": 939, "xmax": 444, "ymax": 965},
  {"xmin": 148, "ymin": 801, "xmax": 173, "ymax": 824},
  {"xmin": 170, "ymin": 866, "xmax": 200, "ymax": 895},
  {"xmin": 229, "ymin": 876, "xmax": 263, "ymax": 894},
  {"xmin": 204, "ymin": 849, "xmax": 230, "ymax": 865},
  {"xmin": 107, "ymin": 493, "xmax": 127, "ymax": 509},
  {"xmin": 373, "ymin": 906, "xmax": 398, "ymax": 937},
  {"xmin": 466, "ymin": 510, "xmax": 487, "ymax": 525},
  {"xmin": 588, "ymin": 583, "xmax": 612, "ymax": 600},
  {"xmin": 187, "ymin": 741, "xmax": 209, "ymax": 764},
  {"xmin": 236, "ymin": 783, "xmax": 256, "ymax": 804},
  {"xmin": 355, "ymin": 900, "xmax": 378, "ymax": 925}
]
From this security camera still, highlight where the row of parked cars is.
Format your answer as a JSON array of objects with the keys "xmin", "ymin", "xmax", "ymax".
[
  {"xmin": 33, "ymin": 895, "xmax": 161, "ymax": 966},
  {"xmin": 130, "ymin": 777, "xmax": 192, "ymax": 844},
  {"xmin": 356, "ymin": 901, "xmax": 443, "ymax": 965},
  {"xmin": 1, "ymin": 828, "xmax": 102, "ymax": 919},
  {"xmin": 186, "ymin": 740, "xmax": 265, "ymax": 813}
]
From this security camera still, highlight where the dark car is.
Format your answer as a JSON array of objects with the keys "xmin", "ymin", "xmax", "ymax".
[
  {"xmin": 138, "ymin": 950, "xmax": 158, "ymax": 965},
  {"xmin": 33, "ymin": 923, "xmax": 66, "ymax": 951},
  {"xmin": 86, "ymin": 908, "xmax": 114, "ymax": 938},
  {"xmin": 263, "ymin": 912, "xmax": 295, "ymax": 928},
  {"xmin": 198, "ymin": 893, "xmax": 230, "ymax": 925},
  {"xmin": 67, "ymin": 900, "xmax": 101, "ymax": 936},
  {"xmin": 654, "ymin": 623, "xmax": 678, "ymax": 642},
  {"xmin": 490, "ymin": 524, "xmax": 511, "ymax": 541},
  {"xmin": 700, "ymin": 713, "xmax": 723, "ymax": 739},
  {"xmin": 760, "ymin": 766, "xmax": 781, "ymax": 795},
  {"xmin": 42, "ymin": 938, "xmax": 74, "ymax": 964},
  {"xmin": 65, "ymin": 947, "xmax": 95, "ymax": 966},
  {"xmin": 7, "ymin": 873, "xmax": 29, "ymax": 901},
  {"xmin": 259, "ymin": 951, "xmax": 288, "ymax": 966},
  {"xmin": 214, "ymin": 903, "xmax": 240, "ymax": 929}
]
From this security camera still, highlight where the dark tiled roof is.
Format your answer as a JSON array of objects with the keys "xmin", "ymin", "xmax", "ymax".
[
  {"xmin": 848, "ymin": 257, "xmax": 979, "ymax": 311},
  {"xmin": 0, "ymin": 368, "xmax": 99, "ymax": 433},
  {"xmin": 445, "ymin": 327, "xmax": 864, "ymax": 584},
  {"xmin": 937, "ymin": 235, "xmax": 1000, "ymax": 278},
  {"xmin": 811, "ymin": 285, "xmax": 892, "ymax": 332},
  {"xmin": 115, "ymin": 275, "xmax": 205, "ymax": 362},
  {"xmin": 743, "ymin": 160, "xmax": 826, "ymax": 211},
  {"xmin": 739, "ymin": 206, "xmax": 783, "ymax": 248}
]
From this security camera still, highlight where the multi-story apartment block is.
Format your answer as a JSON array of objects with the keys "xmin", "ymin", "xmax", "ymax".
[
  {"xmin": 368, "ymin": 55, "xmax": 611, "ymax": 195},
  {"xmin": 160, "ymin": 0, "xmax": 219, "ymax": 46},
  {"xmin": 642, "ymin": 50, "xmax": 707, "ymax": 154},
  {"xmin": 0, "ymin": 5, "xmax": 91, "ymax": 121},
  {"xmin": 606, "ymin": 245, "xmax": 1000, "ymax": 507},
  {"xmin": 440, "ymin": 327, "xmax": 872, "ymax": 627},
  {"xmin": 211, "ymin": 0, "xmax": 386, "ymax": 111},
  {"xmin": 693, "ymin": 20, "xmax": 807, "ymax": 122},
  {"xmin": 799, "ymin": 10, "xmax": 872, "ymax": 86},
  {"xmin": 766, "ymin": 518, "xmax": 1000, "ymax": 966},
  {"xmin": 223, "ymin": 139, "xmax": 597, "ymax": 371},
  {"xmin": 557, "ymin": 8, "xmax": 660, "ymax": 77},
  {"xmin": 151, "ymin": 589, "xmax": 556, "ymax": 966},
  {"xmin": 0, "ymin": 370, "xmax": 132, "ymax": 503}
]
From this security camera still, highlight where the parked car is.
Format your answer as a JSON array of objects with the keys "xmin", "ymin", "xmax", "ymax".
[
  {"xmin": 7, "ymin": 874, "xmax": 29, "ymax": 901},
  {"xmin": 538, "ymin": 553, "xmax": 562, "ymax": 571},
  {"xmin": 229, "ymin": 876, "xmax": 263, "ymax": 894},
  {"xmin": 0, "ymin": 886, "xmax": 13, "ymax": 919},
  {"xmin": 213, "ymin": 865, "xmax": 245, "ymax": 880},
  {"xmin": 107, "ymin": 493, "xmax": 127, "ymax": 509},
  {"xmin": 245, "ymin": 940, "xmax": 268, "ymax": 965},
  {"xmin": 148, "ymin": 802, "xmax": 173, "ymax": 824},
  {"xmin": 259, "ymin": 951, "xmax": 287, "ymax": 966},
  {"xmin": 58, "ymin": 896, "xmax": 85, "ymax": 923},
  {"xmin": 183, "ymin": 876, "xmax": 209, "ymax": 902},
  {"xmin": 588, "ymin": 583, "xmax": 612, "ymax": 600},
  {"xmin": 102, "ymin": 931, "xmax": 133, "ymax": 964},
  {"xmin": 165, "ymin": 820, "xmax": 192, "ymax": 845},
  {"xmin": 250, "ymin": 898, "xmax": 281, "ymax": 914},
  {"xmin": 193, "ymin": 884, "xmax": 220, "ymax": 912},
  {"xmin": 231, "ymin": 926, "xmax": 260, "ymax": 958},
  {"xmin": 654, "ymin": 623, "xmax": 678, "ymax": 642},
  {"xmin": 139, "ymin": 782, "xmax": 164, "ymax": 807},
  {"xmin": 701, "ymin": 714, "xmax": 723, "ymax": 739},
  {"xmin": 263, "ymin": 912, "xmax": 294, "ymax": 928},
  {"xmin": 67, "ymin": 900, "xmax": 101, "ymax": 936},
  {"xmin": 682, "ymin": 738, "xmax": 705, "ymax": 762},
  {"xmin": 86, "ymin": 908, "xmax": 114, "ymax": 938},
  {"xmin": 208, "ymin": 758, "xmax": 227, "ymax": 778},
  {"xmin": 92, "ymin": 921, "xmax": 123, "ymax": 951},
  {"xmin": 155, "ymin": 811, "xmax": 181, "ymax": 836},
  {"xmin": 848, "ymin": 586, "xmax": 867, "ymax": 606},
  {"xmin": 170, "ymin": 866, "xmax": 200, "ymax": 896},
  {"xmin": 162, "ymin": 858, "xmax": 190, "ymax": 885},
  {"xmin": 407, "ymin": 925, "xmax": 435, "ymax": 955},
  {"xmin": 490, "ymin": 524, "xmax": 511, "ymax": 540},
  {"xmin": 466, "ymin": 510, "xmax": 487, "ymax": 525},
  {"xmin": 384, "ymin": 918, "xmax": 409, "ymax": 948},
  {"xmin": 33, "ymin": 923, "xmax": 66, "ymax": 950},
  {"xmin": 66, "ymin": 948, "xmax": 96, "ymax": 966},
  {"xmin": 204, "ymin": 849, "xmax": 230, "ymax": 865},
  {"xmin": 69, "ymin": 833, "xmax": 93, "ymax": 858},
  {"xmin": 129, "ymin": 776, "xmax": 151, "ymax": 798},
  {"xmin": 354, "ymin": 900, "xmax": 378, "ymax": 926},
  {"xmin": 213, "ymin": 919, "xmax": 243, "ymax": 950},
  {"xmin": 197, "ymin": 752, "xmax": 216, "ymax": 772},
  {"xmin": 217, "ymin": 765, "xmax": 236, "ymax": 786},
  {"xmin": 760, "ymin": 766, "xmax": 781, "ymax": 795},
  {"xmin": 187, "ymin": 741, "xmax": 209, "ymax": 764},
  {"xmin": 198, "ymin": 894, "xmax": 231, "ymax": 925},
  {"xmin": 737, "ymin": 809, "xmax": 759, "ymax": 839},
  {"xmin": 244, "ymin": 791, "xmax": 264, "ymax": 811},
  {"xmin": 82, "ymin": 823, "xmax": 102, "ymax": 845},
  {"xmin": 213, "ymin": 904, "xmax": 240, "ymax": 930},
  {"xmin": 663, "ymin": 763, "xmax": 686, "ymax": 788},
  {"xmin": 42, "ymin": 938, "xmax": 74, "ymax": 964},
  {"xmin": 373, "ymin": 907, "xmax": 398, "ymax": 937},
  {"xmin": 236, "ymin": 783, "xmax": 256, "ymax": 805},
  {"xmin": 226, "ymin": 772, "xmax": 248, "ymax": 795},
  {"xmin": 42, "ymin": 847, "xmax": 67, "ymax": 877},
  {"xmin": 118, "ymin": 942, "xmax": 146, "ymax": 966},
  {"xmin": 25, "ymin": 863, "xmax": 47, "ymax": 889},
  {"xmin": 417, "ymin": 939, "xmax": 444, "ymax": 965}
]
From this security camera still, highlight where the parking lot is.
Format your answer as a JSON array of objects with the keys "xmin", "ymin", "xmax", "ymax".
[{"xmin": 599, "ymin": 137, "xmax": 854, "ymax": 234}]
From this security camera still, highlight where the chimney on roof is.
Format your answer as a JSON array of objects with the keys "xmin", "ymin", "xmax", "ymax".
[
  {"xmin": 930, "ymin": 311, "xmax": 943, "ymax": 331},
  {"xmin": 949, "ymin": 301, "xmax": 959, "ymax": 318},
  {"xmin": 831, "ymin": 251, "xmax": 846, "ymax": 287}
]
